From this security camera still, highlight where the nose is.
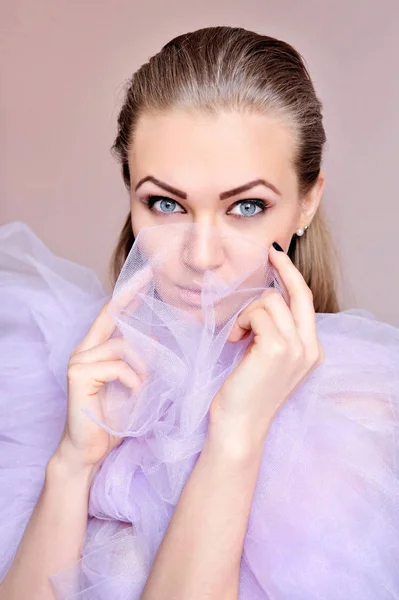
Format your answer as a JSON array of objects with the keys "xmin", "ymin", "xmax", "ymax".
[{"xmin": 181, "ymin": 222, "xmax": 225, "ymax": 274}]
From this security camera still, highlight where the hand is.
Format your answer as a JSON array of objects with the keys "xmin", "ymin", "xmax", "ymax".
[
  {"xmin": 55, "ymin": 265, "xmax": 154, "ymax": 474},
  {"xmin": 209, "ymin": 243, "xmax": 325, "ymax": 451}
]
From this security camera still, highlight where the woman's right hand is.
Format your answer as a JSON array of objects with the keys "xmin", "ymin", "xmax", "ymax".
[{"xmin": 55, "ymin": 265, "xmax": 154, "ymax": 474}]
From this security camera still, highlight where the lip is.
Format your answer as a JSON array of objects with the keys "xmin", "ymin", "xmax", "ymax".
[
  {"xmin": 176, "ymin": 285, "xmax": 203, "ymax": 307},
  {"xmin": 175, "ymin": 284, "xmax": 220, "ymax": 308},
  {"xmin": 177, "ymin": 284, "xmax": 202, "ymax": 293}
]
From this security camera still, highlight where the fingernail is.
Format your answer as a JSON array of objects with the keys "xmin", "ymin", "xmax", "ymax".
[{"xmin": 272, "ymin": 242, "xmax": 284, "ymax": 252}]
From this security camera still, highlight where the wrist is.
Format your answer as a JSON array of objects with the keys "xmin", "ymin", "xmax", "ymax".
[
  {"xmin": 208, "ymin": 394, "xmax": 276, "ymax": 459},
  {"xmin": 205, "ymin": 414, "xmax": 267, "ymax": 465},
  {"xmin": 207, "ymin": 395, "xmax": 277, "ymax": 461},
  {"xmin": 49, "ymin": 442, "xmax": 99, "ymax": 486}
]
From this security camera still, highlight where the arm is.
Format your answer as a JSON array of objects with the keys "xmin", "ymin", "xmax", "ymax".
[
  {"xmin": 0, "ymin": 447, "xmax": 95, "ymax": 600},
  {"xmin": 142, "ymin": 244, "xmax": 323, "ymax": 599},
  {"xmin": 0, "ymin": 291, "xmax": 151, "ymax": 599},
  {"xmin": 0, "ymin": 420, "xmax": 266, "ymax": 600},
  {"xmin": 0, "ymin": 420, "xmax": 265, "ymax": 600},
  {"xmin": 3, "ymin": 281, "xmax": 263, "ymax": 600},
  {"xmin": 141, "ymin": 419, "xmax": 267, "ymax": 600}
]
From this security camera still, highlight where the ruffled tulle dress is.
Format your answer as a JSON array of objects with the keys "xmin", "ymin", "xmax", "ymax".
[{"xmin": 0, "ymin": 220, "xmax": 398, "ymax": 600}]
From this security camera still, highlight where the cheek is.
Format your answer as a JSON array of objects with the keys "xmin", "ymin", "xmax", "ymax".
[
  {"xmin": 130, "ymin": 203, "xmax": 154, "ymax": 238},
  {"xmin": 261, "ymin": 207, "xmax": 298, "ymax": 248}
]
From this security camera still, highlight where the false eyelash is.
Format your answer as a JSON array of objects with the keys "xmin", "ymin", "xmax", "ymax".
[
  {"xmin": 228, "ymin": 199, "xmax": 269, "ymax": 219},
  {"xmin": 142, "ymin": 195, "xmax": 271, "ymax": 218}
]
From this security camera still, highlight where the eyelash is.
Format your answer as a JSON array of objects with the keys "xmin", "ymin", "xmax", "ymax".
[{"xmin": 142, "ymin": 195, "xmax": 271, "ymax": 219}]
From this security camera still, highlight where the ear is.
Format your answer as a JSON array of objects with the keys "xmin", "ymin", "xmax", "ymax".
[{"xmin": 299, "ymin": 170, "xmax": 325, "ymax": 224}]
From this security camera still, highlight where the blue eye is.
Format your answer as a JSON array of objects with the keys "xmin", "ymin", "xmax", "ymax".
[
  {"xmin": 146, "ymin": 197, "xmax": 184, "ymax": 214},
  {"xmin": 228, "ymin": 200, "xmax": 265, "ymax": 217},
  {"xmin": 144, "ymin": 196, "xmax": 269, "ymax": 218}
]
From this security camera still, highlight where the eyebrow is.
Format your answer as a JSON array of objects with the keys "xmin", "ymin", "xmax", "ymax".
[{"xmin": 134, "ymin": 176, "xmax": 281, "ymax": 199}]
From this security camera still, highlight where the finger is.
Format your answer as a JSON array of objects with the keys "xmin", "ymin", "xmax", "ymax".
[
  {"xmin": 75, "ymin": 264, "xmax": 153, "ymax": 353},
  {"xmin": 112, "ymin": 263, "xmax": 154, "ymax": 312},
  {"xmin": 227, "ymin": 291, "xmax": 270, "ymax": 342},
  {"xmin": 257, "ymin": 290, "xmax": 301, "ymax": 343},
  {"xmin": 268, "ymin": 244, "xmax": 317, "ymax": 344},
  {"xmin": 234, "ymin": 306, "xmax": 283, "ymax": 351},
  {"xmin": 69, "ymin": 337, "xmax": 150, "ymax": 383},
  {"xmin": 68, "ymin": 359, "xmax": 143, "ymax": 396},
  {"xmin": 228, "ymin": 290, "xmax": 295, "ymax": 343}
]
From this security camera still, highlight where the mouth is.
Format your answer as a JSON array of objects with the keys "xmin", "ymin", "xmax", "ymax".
[
  {"xmin": 175, "ymin": 283, "xmax": 207, "ymax": 307},
  {"xmin": 177, "ymin": 284, "xmax": 202, "ymax": 293}
]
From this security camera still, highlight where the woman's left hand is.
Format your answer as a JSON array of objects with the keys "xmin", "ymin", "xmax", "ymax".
[{"xmin": 209, "ymin": 243, "xmax": 325, "ymax": 450}]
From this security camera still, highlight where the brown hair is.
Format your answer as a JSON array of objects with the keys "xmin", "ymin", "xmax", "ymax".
[{"xmin": 110, "ymin": 26, "xmax": 342, "ymax": 313}]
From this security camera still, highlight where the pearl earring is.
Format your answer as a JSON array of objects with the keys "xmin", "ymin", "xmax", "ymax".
[{"xmin": 296, "ymin": 225, "xmax": 309, "ymax": 237}]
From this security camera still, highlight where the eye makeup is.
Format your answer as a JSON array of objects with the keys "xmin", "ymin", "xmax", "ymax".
[{"xmin": 140, "ymin": 195, "xmax": 273, "ymax": 220}]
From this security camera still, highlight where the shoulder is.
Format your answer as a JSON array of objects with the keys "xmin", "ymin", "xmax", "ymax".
[
  {"xmin": 310, "ymin": 308, "xmax": 399, "ymax": 430},
  {"xmin": 315, "ymin": 308, "xmax": 399, "ymax": 368}
]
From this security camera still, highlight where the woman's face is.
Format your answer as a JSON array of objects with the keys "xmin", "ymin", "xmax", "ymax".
[{"xmin": 127, "ymin": 110, "xmax": 324, "ymax": 314}]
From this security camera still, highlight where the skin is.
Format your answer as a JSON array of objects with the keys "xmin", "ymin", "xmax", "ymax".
[
  {"xmin": 128, "ymin": 110, "xmax": 324, "ymax": 326},
  {"xmin": 129, "ymin": 110, "xmax": 324, "ymax": 256},
  {"xmin": 0, "ymin": 109, "xmax": 325, "ymax": 600}
]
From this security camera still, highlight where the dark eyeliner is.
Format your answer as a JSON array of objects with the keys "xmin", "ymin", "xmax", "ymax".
[
  {"xmin": 145, "ymin": 195, "xmax": 173, "ymax": 209},
  {"xmin": 227, "ymin": 198, "xmax": 268, "ymax": 218},
  {"xmin": 143, "ymin": 195, "xmax": 270, "ymax": 217}
]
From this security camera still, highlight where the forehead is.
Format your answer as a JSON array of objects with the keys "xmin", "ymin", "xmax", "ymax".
[{"xmin": 129, "ymin": 110, "xmax": 297, "ymax": 194}]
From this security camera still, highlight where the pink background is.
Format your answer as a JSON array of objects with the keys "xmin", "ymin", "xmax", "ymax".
[{"xmin": 1, "ymin": 1, "xmax": 398, "ymax": 326}]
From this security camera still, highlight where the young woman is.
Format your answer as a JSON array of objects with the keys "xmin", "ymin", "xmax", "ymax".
[{"xmin": 0, "ymin": 26, "xmax": 398, "ymax": 600}]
